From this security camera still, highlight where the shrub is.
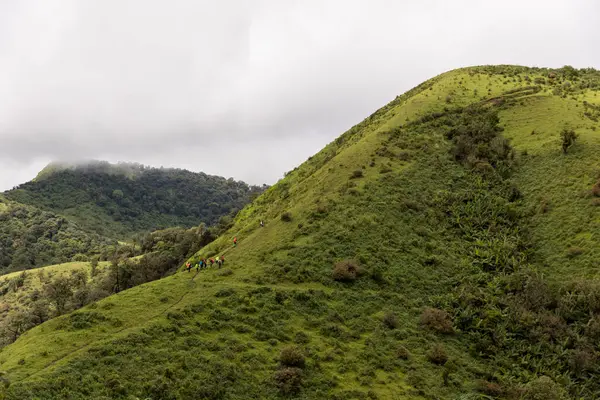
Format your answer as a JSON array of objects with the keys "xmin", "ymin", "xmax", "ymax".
[
  {"xmin": 332, "ymin": 260, "xmax": 360, "ymax": 282},
  {"xmin": 427, "ymin": 343, "xmax": 448, "ymax": 365},
  {"xmin": 522, "ymin": 376, "xmax": 567, "ymax": 400},
  {"xmin": 279, "ymin": 346, "xmax": 305, "ymax": 368},
  {"xmin": 419, "ymin": 307, "xmax": 454, "ymax": 334},
  {"xmin": 560, "ymin": 127, "xmax": 578, "ymax": 153},
  {"xmin": 475, "ymin": 380, "xmax": 503, "ymax": 396},
  {"xmin": 396, "ymin": 346, "xmax": 410, "ymax": 360},
  {"xmin": 566, "ymin": 246, "xmax": 584, "ymax": 258},
  {"xmin": 569, "ymin": 349, "xmax": 595, "ymax": 374},
  {"xmin": 383, "ymin": 311, "xmax": 398, "ymax": 329},
  {"xmin": 273, "ymin": 367, "xmax": 303, "ymax": 395},
  {"xmin": 294, "ymin": 331, "xmax": 310, "ymax": 344},
  {"xmin": 350, "ymin": 170, "xmax": 364, "ymax": 179},
  {"xmin": 281, "ymin": 212, "xmax": 292, "ymax": 222}
]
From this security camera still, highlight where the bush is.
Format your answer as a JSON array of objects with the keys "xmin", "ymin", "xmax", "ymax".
[
  {"xmin": 396, "ymin": 346, "xmax": 410, "ymax": 360},
  {"xmin": 419, "ymin": 307, "xmax": 454, "ymax": 334},
  {"xmin": 427, "ymin": 343, "xmax": 448, "ymax": 365},
  {"xmin": 569, "ymin": 349, "xmax": 595, "ymax": 374},
  {"xmin": 560, "ymin": 127, "xmax": 578, "ymax": 153},
  {"xmin": 523, "ymin": 376, "xmax": 567, "ymax": 400},
  {"xmin": 273, "ymin": 367, "xmax": 303, "ymax": 395},
  {"xmin": 279, "ymin": 346, "xmax": 305, "ymax": 368},
  {"xmin": 294, "ymin": 331, "xmax": 310, "ymax": 344},
  {"xmin": 475, "ymin": 380, "xmax": 503, "ymax": 396},
  {"xmin": 383, "ymin": 311, "xmax": 398, "ymax": 329},
  {"xmin": 332, "ymin": 260, "xmax": 360, "ymax": 282},
  {"xmin": 281, "ymin": 212, "xmax": 292, "ymax": 222},
  {"xmin": 350, "ymin": 170, "xmax": 364, "ymax": 179},
  {"xmin": 566, "ymin": 246, "xmax": 584, "ymax": 258}
]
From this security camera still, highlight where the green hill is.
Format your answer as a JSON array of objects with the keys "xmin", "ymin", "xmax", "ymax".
[
  {"xmin": 4, "ymin": 161, "xmax": 265, "ymax": 239},
  {"xmin": 1, "ymin": 65, "xmax": 600, "ymax": 399},
  {"xmin": 0, "ymin": 195, "xmax": 117, "ymax": 274},
  {"xmin": 0, "ymin": 261, "xmax": 110, "ymax": 346},
  {"xmin": 0, "ymin": 224, "xmax": 220, "ymax": 350}
]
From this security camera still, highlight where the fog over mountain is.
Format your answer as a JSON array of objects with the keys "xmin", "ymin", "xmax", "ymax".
[{"xmin": 0, "ymin": 0, "xmax": 598, "ymax": 190}]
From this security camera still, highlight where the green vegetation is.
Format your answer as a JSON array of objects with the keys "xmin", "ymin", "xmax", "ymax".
[
  {"xmin": 0, "ymin": 222, "xmax": 226, "ymax": 348},
  {"xmin": 5, "ymin": 161, "xmax": 265, "ymax": 239},
  {"xmin": 560, "ymin": 127, "xmax": 578, "ymax": 153},
  {"xmin": 0, "ymin": 196, "xmax": 117, "ymax": 274},
  {"xmin": 0, "ymin": 65, "xmax": 599, "ymax": 399}
]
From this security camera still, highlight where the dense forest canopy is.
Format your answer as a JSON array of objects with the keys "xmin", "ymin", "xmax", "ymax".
[
  {"xmin": 0, "ymin": 196, "xmax": 116, "ymax": 274},
  {"xmin": 4, "ymin": 161, "xmax": 266, "ymax": 239}
]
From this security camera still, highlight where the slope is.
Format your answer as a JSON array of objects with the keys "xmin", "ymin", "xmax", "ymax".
[
  {"xmin": 0, "ymin": 261, "xmax": 110, "ymax": 346},
  {"xmin": 4, "ymin": 161, "xmax": 265, "ymax": 239},
  {"xmin": 0, "ymin": 195, "xmax": 117, "ymax": 274},
  {"xmin": 1, "ymin": 65, "xmax": 599, "ymax": 400}
]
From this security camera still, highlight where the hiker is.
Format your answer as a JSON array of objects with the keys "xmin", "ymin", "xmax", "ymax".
[
  {"xmin": 221, "ymin": 256, "xmax": 225, "ymax": 265},
  {"xmin": 186, "ymin": 262, "xmax": 192, "ymax": 272},
  {"xmin": 233, "ymin": 237, "xmax": 238, "ymax": 247},
  {"xmin": 260, "ymin": 220, "xmax": 264, "ymax": 227},
  {"xmin": 196, "ymin": 260, "xmax": 202, "ymax": 271},
  {"xmin": 203, "ymin": 259, "xmax": 208, "ymax": 269},
  {"xmin": 210, "ymin": 258, "xmax": 215, "ymax": 266}
]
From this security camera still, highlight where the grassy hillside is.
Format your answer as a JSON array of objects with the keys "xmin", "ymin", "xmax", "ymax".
[
  {"xmin": 0, "ymin": 262, "xmax": 110, "ymax": 345},
  {"xmin": 0, "ymin": 223, "xmax": 224, "ymax": 350},
  {"xmin": 0, "ymin": 196, "xmax": 117, "ymax": 274},
  {"xmin": 1, "ymin": 65, "xmax": 599, "ymax": 399},
  {"xmin": 4, "ymin": 161, "xmax": 265, "ymax": 239}
]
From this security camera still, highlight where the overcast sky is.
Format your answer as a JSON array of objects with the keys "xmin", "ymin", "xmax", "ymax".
[{"xmin": 0, "ymin": 0, "xmax": 598, "ymax": 190}]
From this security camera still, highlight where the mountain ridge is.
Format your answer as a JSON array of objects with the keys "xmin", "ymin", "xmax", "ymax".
[
  {"xmin": 1, "ymin": 65, "xmax": 599, "ymax": 399},
  {"xmin": 5, "ymin": 160, "xmax": 265, "ymax": 239}
]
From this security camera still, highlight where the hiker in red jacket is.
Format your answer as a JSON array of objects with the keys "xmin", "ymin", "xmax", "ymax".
[
  {"xmin": 233, "ymin": 237, "xmax": 238, "ymax": 247},
  {"xmin": 185, "ymin": 262, "xmax": 191, "ymax": 272}
]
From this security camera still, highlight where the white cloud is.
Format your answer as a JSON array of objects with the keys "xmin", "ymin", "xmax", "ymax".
[{"xmin": 0, "ymin": 0, "xmax": 598, "ymax": 189}]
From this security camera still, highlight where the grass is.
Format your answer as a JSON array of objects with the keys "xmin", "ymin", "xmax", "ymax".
[
  {"xmin": 0, "ymin": 262, "xmax": 110, "ymax": 341},
  {"xmin": 0, "ymin": 65, "xmax": 599, "ymax": 399}
]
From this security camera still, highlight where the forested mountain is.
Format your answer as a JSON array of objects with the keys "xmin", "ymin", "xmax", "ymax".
[
  {"xmin": 2, "ymin": 65, "xmax": 600, "ymax": 399},
  {"xmin": 4, "ymin": 161, "xmax": 266, "ymax": 239},
  {"xmin": 0, "ymin": 196, "xmax": 117, "ymax": 274}
]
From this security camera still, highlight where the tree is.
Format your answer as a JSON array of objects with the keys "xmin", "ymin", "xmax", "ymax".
[
  {"xmin": 44, "ymin": 276, "xmax": 74, "ymax": 315},
  {"xmin": 90, "ymin": 257, "xmax": 99, "ymax": 277},
  {"xmin": 560, "ymin": 127, "xmax": 578, "ymax": 154},
  {"xmin": 29, "ymin": 301, "xmax": 50, "ymax": 325},
  {"xmin": 111, "ymin": 189, "xmax": 124, "ymax": 200},
  {"xmin": 2, "ymin": 310, "xmax": 32, "ymax": 343}
]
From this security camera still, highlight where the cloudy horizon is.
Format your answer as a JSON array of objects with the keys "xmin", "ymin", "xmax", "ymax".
[{"xmin": 1, "ymin": 0, "xmax": 598, "ymax": 190}]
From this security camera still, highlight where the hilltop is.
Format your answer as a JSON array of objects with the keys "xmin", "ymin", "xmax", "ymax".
[
  {"xmin": 1, "ymin": 65, "xmax": 600, "ymax": 399},
  {"xmin": 4, "ymin": 161, "xmax": 266, "ymax": 239}
]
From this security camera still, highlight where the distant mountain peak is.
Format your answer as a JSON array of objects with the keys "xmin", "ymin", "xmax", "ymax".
[{"xmin": 34, "ymin": 160, "xmax": 151, "ymax": 181}]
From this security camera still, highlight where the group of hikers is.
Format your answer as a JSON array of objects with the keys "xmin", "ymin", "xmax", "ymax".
[
  {"xmin": 185, "ymin": 255, "xmax": 225, "ymax": 272},
  {"xmin": 184, "ymin": 220, "xmax": 265, "ymax": 273}
]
